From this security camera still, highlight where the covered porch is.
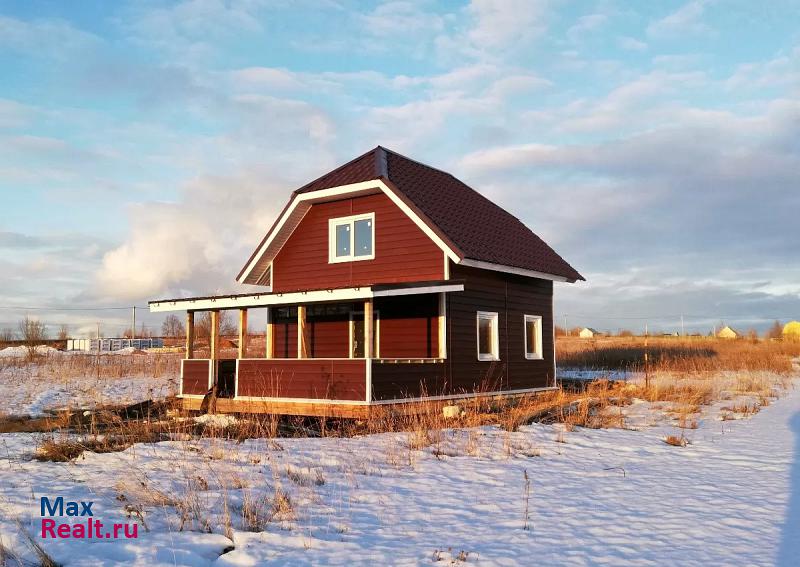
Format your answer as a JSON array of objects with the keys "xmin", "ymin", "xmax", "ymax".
[{"xmin": 149, "ymin": 281, "xmax": 463, "ymax": 417}]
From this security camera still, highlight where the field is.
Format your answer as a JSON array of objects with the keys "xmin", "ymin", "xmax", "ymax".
[{"xmin": 0, "ymin": 338, "xmax": 798, "ymax": 565}]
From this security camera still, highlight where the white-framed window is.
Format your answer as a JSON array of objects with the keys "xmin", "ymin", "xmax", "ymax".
[
  {"xmin": 524, "ymin": 315, "xmax": 543, "ymax": 360},
  {"xmin": 328, "ymin": 213, "xmax": 375, "ymax": 263},
  {"xmin": 476, "ymin": 311, "xmax": 499, "ymax": 361}
]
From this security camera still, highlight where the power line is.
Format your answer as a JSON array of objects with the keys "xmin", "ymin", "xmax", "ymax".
[{"xmin": 0, "ymin": 305, "xmax": 149, "ymax": 311}]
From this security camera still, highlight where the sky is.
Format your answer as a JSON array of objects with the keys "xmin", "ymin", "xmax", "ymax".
[{"xmin": 0, "ymin": 0, "xmax": 798, "ymax": 337}]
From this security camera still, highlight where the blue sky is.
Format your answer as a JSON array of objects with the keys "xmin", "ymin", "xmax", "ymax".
[{"xmin": 1, "ymin": 0, "xmax": 798, "ymax": 336}]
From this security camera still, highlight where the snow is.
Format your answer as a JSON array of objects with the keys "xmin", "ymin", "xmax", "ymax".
[
  {"xmin": 0, "ymin": 370, "xmax": 798, "ymax": 565},
  {"xmin": 0, "ymin": 345, "xmax": 61, "ymax": 358},
  {"xmin": 0, "ymin": 354, "xmax": 179, "ymax": 417}
]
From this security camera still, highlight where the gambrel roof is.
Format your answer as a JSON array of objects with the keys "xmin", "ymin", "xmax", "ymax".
[{"xmin": 238, "ymin": 146, "xmax": 584, "ymax": 285}]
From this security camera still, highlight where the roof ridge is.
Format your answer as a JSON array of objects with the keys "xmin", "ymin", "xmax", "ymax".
[
  {"xmin": 293, "ymin": 147, "xmax": 380, "ymax": 194},
  {"xmin": 375, "ymin": 146, "xmax": 388, "ymax": 178}
]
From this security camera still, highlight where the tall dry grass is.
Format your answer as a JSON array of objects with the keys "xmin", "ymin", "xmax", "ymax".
[{"xmin": 557, "ymin": 336, "xmax": 800, "ymax": 374}]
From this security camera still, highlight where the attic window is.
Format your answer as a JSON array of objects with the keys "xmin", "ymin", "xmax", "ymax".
[{"xmin": 329, "ymin": 213, "xmax": 375, "ymax": 263}]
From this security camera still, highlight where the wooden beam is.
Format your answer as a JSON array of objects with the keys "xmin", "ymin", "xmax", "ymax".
[
  {"xmin": 298, "ymin": 305, "xmax": 308, "ymax": 358},
  {"xmin": 438, "ymin": 292, "xmax": 447, "ymax": 359},
  {"xmin": 238, "ymin": 308, "xmax": 248, "ymax": 359},
  {"xmin": 210, "ymin": 310, "xmax": 220, "ymax": 361},
  {"xmin": 364, "ymin": 299, "xmax": 374, "ymax": 359},
  {"xmin": 185, "ymin": 311, "xmax": 194, "ymax": 359},
  {"xmin": 265, "ymin": 307, "xmax": 274, "ymax": 359}
]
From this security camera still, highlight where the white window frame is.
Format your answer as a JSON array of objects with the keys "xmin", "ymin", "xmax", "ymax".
[
  {"xmin": 476, "ymin": 311, "xmax": 500, "ymax": 361},
  {"xmin": 328, "ymin": 213, "xmax": 375, "ymax": 263},
  {"xmin": 524, "ymin": 315, "xmax": 543, "ymax": 360}
]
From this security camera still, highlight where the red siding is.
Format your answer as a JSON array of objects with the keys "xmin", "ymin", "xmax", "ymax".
[
  {"xmin": 272, "ymin": 193, "xmax": 444, "ymax": 292},
  {"xmin": 182, "ymin": 360, "xmax": 210, "ymax": 395},
  {"xmin": 376, "ymin": 294, "xmax": 439, "ymax": 358},
  {"xmin": 237, "ymin": 359, "xmax": 366, "ymax": 400},
  {"xmin": 308, "ymin": 315, "xmax": 350, "ymax": 358}
]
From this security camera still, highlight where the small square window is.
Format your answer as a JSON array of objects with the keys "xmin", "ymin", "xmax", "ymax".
[
  {"xmin": 329, "ymin": 213, "xmax": 375, "ymax": 263},
  {"xmin": 524, "ymin": 315, "xmax": 543, "ymax": 360},
  {"xmin": 477, "ymin": 311, "xmax": 499, "ymax": 361}
]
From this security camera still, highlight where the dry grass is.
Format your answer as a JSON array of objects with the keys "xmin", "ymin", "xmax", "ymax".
[
  {"xmin": 0, "ymin": 351, "xmax": 180, "ymax": 380},
  {"xmin": 557, "ymin": 336, "xmax": 800, "ymax": 374}
]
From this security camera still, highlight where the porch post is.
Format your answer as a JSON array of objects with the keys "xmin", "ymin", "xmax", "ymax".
[
  {"xmin": 364, "ymin": 299, "xmax": 374, "ymax": 359},
  {"xmin": 210, "ymin": 310, "xmax": 220, "ymax": 361},
  {"xmin": 265, "ymin": 307, "xmax": 274, "ymax": 359},
  {"xmin": 238, "ymin": 308, "xmax": 248, "ymax": 359},
  {"xmin": 298, "ymin": 305, "xmax": 308, "ymax": 358},
  {"xmin": 185, "ymin": 311, "xmax": 194, "ymax": 359},
  {"xmin": 438, "ymin": 292, "xmax": 447, "ymax": 359}
]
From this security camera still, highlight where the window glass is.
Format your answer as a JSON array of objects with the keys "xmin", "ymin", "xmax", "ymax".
[
  {"xmin": 354, "ymin": 218, "xmax": 373, "ymax": 256},
  {"xmin": 525, "ymin": 315, "xmax": 542, "ymax": 358},
  {"xmin": 477, "ymin": 312, "xmax": 498, "ymax": 360},
  {"xmin": 335, "ymin": 223, "xmax": 350, "ymax": 257}
]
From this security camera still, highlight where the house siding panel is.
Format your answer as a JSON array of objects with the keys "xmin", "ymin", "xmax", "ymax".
[
  {"xmin": 182, "ymin": 360, "xmax": 210, "ymax": 395},
  {"xmin": 376, "ymin": 294, "xmax": 439, "ymax": 359},
  {"xmin": 272, "ymin": 193, "xmax": 443, "ymax": 292},
  {"xmin": 237, "ymin": 359, "xmax": 366, "ymax": 400}
]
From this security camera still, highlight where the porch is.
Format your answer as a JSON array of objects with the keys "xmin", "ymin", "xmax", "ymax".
[{"xmin": 149, "ymin": 281, "xmax": 462, "ymax": 416}]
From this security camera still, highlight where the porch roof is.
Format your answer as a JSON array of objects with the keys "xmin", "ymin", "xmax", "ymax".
[{"xmin": 148, "ymin": 280, "xmax": 464, "ymax": 313}]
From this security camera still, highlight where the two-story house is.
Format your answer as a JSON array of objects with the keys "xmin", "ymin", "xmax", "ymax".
[{"xmin": 149, "ymin": 146, "xmax": 584, "ymax": 417}]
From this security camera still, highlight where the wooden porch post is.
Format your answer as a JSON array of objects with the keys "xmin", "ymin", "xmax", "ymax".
[
  {"xmin": 364, "ymin": 299, "xmax": 374, "ymax": 359},
  {"xmin": 438, "ymin": 292, "xmax": 447, "ymax": 359},
  {"xmin": 238, "ymin": 308, "xmax": 248, "ymax": 359},
  {"xmin": 265, "ymin": 307, "xmax": 274, "ymax": 359},
  {"xmin": 298, "ymin": 305, "xmax": 308, "ymax": 358},
  {"xmin": 210, "ymin": 310, "xmax": 220, "ymax": 362},
  {"xmin": 185, "ymin": 311, "xmax": 194, "ymax": 359}
]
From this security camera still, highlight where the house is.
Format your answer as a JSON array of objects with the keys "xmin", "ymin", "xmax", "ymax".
[
  {"xmin": 579, "ymin": 327, "xmax": 601, "ymax": 339},
  {"xmin": 149, "ymin": 147, "xmax": 584, "ymax": 417},
  {"xmin": 783, "ymin": 321, "xmax": 800, "ymax": 341},
  {"xmin": 717, "ymin": 326, "xmax": 740, "ymax": 339}
]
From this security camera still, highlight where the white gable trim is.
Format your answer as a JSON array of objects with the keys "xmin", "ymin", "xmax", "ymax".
[
  {"xmin": 458, "ymin": 259, "xmax": 571, "ymax": 283},
  {"xmin": 237, "ymin": 179, "xmax": 461, "ymax": 284}
]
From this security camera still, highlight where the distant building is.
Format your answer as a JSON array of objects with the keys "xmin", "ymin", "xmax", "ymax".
[
  {"xmin": 783, "ymin": 321, "xmax": 800, "ymax": 341},
  {"xmin": 66, "ymin": 338, "xmax": 164, "ymax": 352},
  {"xmin": 717, "ymin": 326, "xmax": 741, "ymax": 339},
  {"xmin": 579, "ymin": 327, "xmax": 602, "ymax": 339}
]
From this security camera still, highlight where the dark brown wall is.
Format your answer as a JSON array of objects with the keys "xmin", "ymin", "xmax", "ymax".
[
  {"xmin": 376, "ymin": 294, "xmax": 439, "ymax": 358},
  {"xmin": 371, "ymin": 362, "xmax": 447, "ymax": 400},
  {"xmin": 272, "ymin": 193, "xmax": 444, "ymax": 292},
  {"xmin": 182, "ymin": 360, "xmax": 210, "ymax": 395},
  {"xmin": 237, "ymin": 359, "xmax": 366, "ymax": 400},
  {"xmin": 370, "ymin": 264, "xmax": 554, "ymax": 401},
  {"xmin": 447, "ymin": 263, "xmax": 554, "ymax": 392}
]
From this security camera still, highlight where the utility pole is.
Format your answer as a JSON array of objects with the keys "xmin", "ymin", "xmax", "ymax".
[{"xmin": 132, "ymin": 306, "xmax": 136, "ymax": 340}]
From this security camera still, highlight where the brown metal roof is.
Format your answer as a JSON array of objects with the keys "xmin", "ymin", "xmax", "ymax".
[{"xmin": 292, "ymin": 146, "xmax": 584, "ymax": 282}]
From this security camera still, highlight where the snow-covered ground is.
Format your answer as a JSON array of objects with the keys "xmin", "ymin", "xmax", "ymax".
[
  {"xmin": 0, "ymin": 353, "xmax": 179, "ymax": 416},
  {"xmin": 0, "ymin": 369, "xmax": 798, "ymax": 565}
]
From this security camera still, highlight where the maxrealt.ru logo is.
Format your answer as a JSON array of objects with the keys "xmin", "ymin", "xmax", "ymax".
[{"xmin": 40, "ymin": 497, "xmax": 139, "ymax": 540}]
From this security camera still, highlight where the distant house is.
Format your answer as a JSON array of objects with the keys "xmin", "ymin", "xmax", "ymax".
[
  {"xmin": 717, "ymin": 326, "xmax": 740, "ymax": 339},
  {"xmin": 783, "ymin": 321, "xmax": 800, "ymax": 341},
  {"xmin": 148, "ymin": 146, "xmax": 584, "ymax": 417},
  {"xmin": 579, "ymin": 327, "xmax": 602, "ymax": 339}
]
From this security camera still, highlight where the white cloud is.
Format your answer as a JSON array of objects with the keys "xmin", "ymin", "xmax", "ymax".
[
  {"xmin": 567, "ymin": 13, "xmax": 607, "ymax": 43},
  {"xmin": 617, "ymin": 36, "xmax": 647, "ymax": 52},
  {"xmin": 467, "ymin": 0, "xmax": 552, "ymax": 50},
  {"xmin": 647, "ymin": 0, "xmax": 713, "ymax": 38},
  {"xmin": 0, "ymin": 15, "xmax": 100, "ymax": 57}
]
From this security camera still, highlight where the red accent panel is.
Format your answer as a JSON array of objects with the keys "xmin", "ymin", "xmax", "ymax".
[
  {"xmin": 182, "ymin": 360, "xmax": 210, "ymax": 395},
  {"xmin": 272, "ymin": 193, "xmax": 443, "ymax": 292},
  {"xmin": 377, "ymin": 294, "xmax": 439, "ymax": 358},
  {"xmin": 237, "ymin": 359, "xmax": 366, "ymax": 400}
]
